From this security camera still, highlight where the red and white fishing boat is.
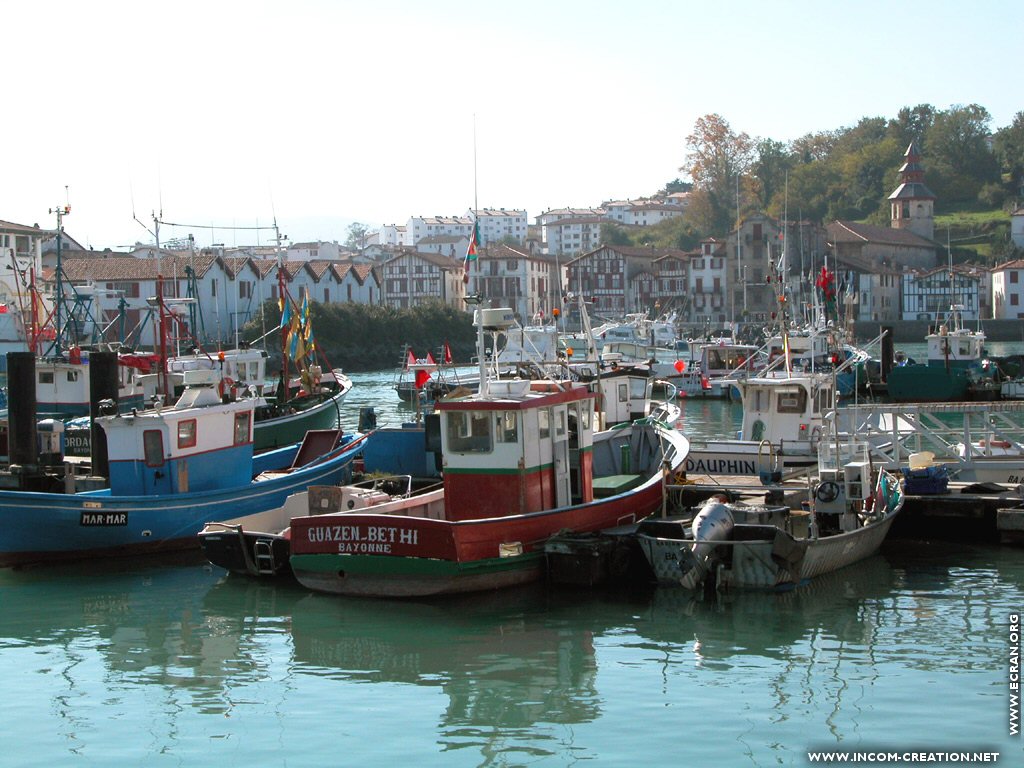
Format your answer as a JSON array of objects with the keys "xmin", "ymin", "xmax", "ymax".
[{"xmin": 288, "ymin": 306, "xmax": 689, "ymax": 598}]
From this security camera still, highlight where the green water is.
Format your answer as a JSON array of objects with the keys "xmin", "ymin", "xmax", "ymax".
[{"xmin": 0, "ymin": 369, "xmax": 1022, "ymax": 766}]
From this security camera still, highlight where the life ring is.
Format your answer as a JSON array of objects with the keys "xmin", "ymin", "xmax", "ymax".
[
  {"xmin": 218, "ymin": 377, "xmax": 236, "ymax": 399},
  {"xmin": 814, "ymin": 480, "xmax": 840, "ymax": 503}
]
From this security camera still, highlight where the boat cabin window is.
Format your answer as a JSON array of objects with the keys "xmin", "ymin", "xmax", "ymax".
[
  {"xmin": 555, "ymin": 408, "xmax": 566, "ymax": 437},
  {"xmin": 143, "ymin": 430, "xmax": 165, "ymax": 467},
  {"xmin": 66, "ymin": 370, "xmax": 79, "ymax": 382},
  {"xmin": 39, "ymin": 371, "xmax": 54, "ymax": 385},
  {"xmin": 496, "ymin": 411, "xmax": 518, "ymax": 443},
  {"xmin": 750, "ymin": 388, "xmax": 769, "ymax": 412},
  {"xmin": 959, "ymin": 342, "xmax": 971, "ymax": 356},
  {"xmin": 630, "ymin": 377, "xmax": 650, "ymax": 399},
  {"xmin": 178, "ymin": 419, "xmax": 197, "ymax": 449},
  {"xmin": 776, "ymin": 388, "xmax": 807, "ymax": 414},
  {"xmin": 814, "ymin": 388, "xmax": 832, "ymax": 414},
  {"xmin": 617, "ymin": 382, "xmax": 628, "ymax": 403},
  {"xmin": 447, "ymin": 410, "xmax": 493, "ymax": 453},
  {"xmin": 233, "ymin": 411, "xmax": 251, "ymax": 445},
  {"xmin": 705, "ymin": 349, "xmax": 725, "ymax": 369},
  {"xmin": 538, "ymin": 408, "xmax": 551, "ymax": 439}
]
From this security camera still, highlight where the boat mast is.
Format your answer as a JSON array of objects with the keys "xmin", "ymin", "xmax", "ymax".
[{"xmin": 47, "ymin": 191, "xmax": 71, "ymax": 357}]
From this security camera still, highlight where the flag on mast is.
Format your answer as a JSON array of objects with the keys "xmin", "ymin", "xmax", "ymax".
[{"xmin": 463, "ymin": 216, "xmax": 479, "ymax": 284}]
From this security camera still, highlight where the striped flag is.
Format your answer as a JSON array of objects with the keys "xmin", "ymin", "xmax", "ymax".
[{"xmin": 462, "ymin": 217, "xmax": 479, "ymax": 284}]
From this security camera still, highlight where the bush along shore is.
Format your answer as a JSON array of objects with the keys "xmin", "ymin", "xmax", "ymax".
[{"xmin": 243, "ymin": 301, "xmax": 478, "ymax": 373}]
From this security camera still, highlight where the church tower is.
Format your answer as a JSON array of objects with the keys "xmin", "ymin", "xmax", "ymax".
[{"xmin": 888, "ymin": 141, "xmax": 936, "ymax": 241}]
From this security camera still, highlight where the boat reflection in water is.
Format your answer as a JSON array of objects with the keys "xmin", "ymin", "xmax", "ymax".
[{"xmin": 287, "ymin": 584, "xmax": 602, "ymax": 750}]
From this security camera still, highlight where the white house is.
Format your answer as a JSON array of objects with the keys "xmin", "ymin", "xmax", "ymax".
[
  {"xmin": 416, "ymin": 235, "xmax": 469, "ymax": 260},
  {"xmin": 467, "ymin": 208, "xmax": 528, "ymax": 245},
  {"xmin": 404, "ymin": 216, "xmax": 473, "ymax": 247},
  {"xmin": 991, "ymin": 259, "xmax": 1024, "ymax": 319},
  {"xmin": 471, "ymin": 244, "xmax": 560, "ymax": 322},
  {"xmin": 687, "ymin": 239, "xmax": 729, "ymax": 324},
  {"xmin": 287, "ymin": 241, "xmax": 349, "ymax": 262},
  {"xmin": 541, "ymin": 216, "xmax": 607, "ymax": 257},
  {"xmin": 900, "ymin": 265, "xmax": 984, "ymax": 321},
  {"xmin": 1012, "ymin": 208, "xmax": 1024, "ymax": 249}
]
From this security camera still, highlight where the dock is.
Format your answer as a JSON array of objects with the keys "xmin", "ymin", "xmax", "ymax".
[{"xmin": 671, "ymin": 471, "xmax": 1024, "ymax": 545}]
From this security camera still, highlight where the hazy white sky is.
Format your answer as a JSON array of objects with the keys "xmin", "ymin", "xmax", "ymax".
[{"xmin": 3, "ymin": 0, "xmax": 1018, "ymax": 249}]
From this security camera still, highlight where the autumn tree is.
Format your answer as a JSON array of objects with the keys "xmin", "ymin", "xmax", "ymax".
[{"xmin": 681, "ymin": 114, "xmax": 754, "ymax": 235}]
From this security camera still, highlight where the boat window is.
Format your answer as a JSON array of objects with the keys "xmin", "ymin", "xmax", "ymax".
[
  {"xmin": 629, "ymin": 377, "xmax": 649, "ymax": 399},
  {"xmin": 959, "ymin": 342, "xmax": 970, "ymax": 356},
  {"xmin": 776, "ymin": 388, "xmax": 807, "ymax": 414},
  {"xmin": 143, "ymin": 430, "xmax": 164, "ymax": 467},
  {"xmin": 580, "ymin": 405, "xmax": 591, "ymax": 431},
  {"xmin": 178, "ymin": 419, "xmax": 197, "ymax": 449},
  {"xmin": 66, "ymin": 370, "xmax": 78, "ymax": 382},
  {"xmin": 556, "ymin": 409, "xmax": 566, "ymax": 437},
  {"xmin": 233, "ymin": 411, "xmax": 251, "ymax": 445},
  {"xmin": 538, "ymin": 408, "xmax": 551, "ymax": 439},
  {"xmin": 750, "ymin": 389, "xmax": 768, "ymax": 412},
  {"xmin": 496, "ymin": 411, "xmax": 518, "ymax": 443},
  {"xmin": 447, "ymin": 410, "xmax": 493, "ymax": 453},
  {"xmin": 39, "ymin": 371, "xmax": 54, "ymax": 384},
  {"xmin": 618, "ymin": 382, "xmax": 628, "ymax": 403}
]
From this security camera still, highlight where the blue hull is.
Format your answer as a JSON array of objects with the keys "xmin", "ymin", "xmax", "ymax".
[{"xmin": 0, "ymin": 433, "xmax": 367, "ymax": 567}]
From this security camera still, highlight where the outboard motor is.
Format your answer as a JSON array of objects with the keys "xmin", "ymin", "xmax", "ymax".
[
  {"xmin": 37, "ymin": 419, "xmax": 65, "ymax": 467},
  {"xmin": 678, "ymin": 495, "xmax": 735, "ymax": 590}
]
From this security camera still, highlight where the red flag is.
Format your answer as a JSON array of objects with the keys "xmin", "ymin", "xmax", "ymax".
[
  {"xmin": 426, "ymin": 351, "xmax": 437, "ymax": 366},
  {"xmin": 443, "ymin": 341, "xmax": 453, "ymax": 364},
  {"xmin": 414, "ymin": 369, "xmax": 431, "ymax": 389},
  {"xmin": 405, "ymin": 348, "xmax": 416, "ymax": 370}
]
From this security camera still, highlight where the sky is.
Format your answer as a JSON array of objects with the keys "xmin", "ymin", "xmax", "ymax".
[{"xmin": 3, "ymin": 0, "xmax": 1019, "ymax": 251}]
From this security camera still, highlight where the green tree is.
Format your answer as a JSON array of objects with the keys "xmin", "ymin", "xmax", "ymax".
[
  {"xmin": 751, "ymin": 138, "xmax": 795, "ymax": 213},
  {"xmin": 994, "ymin": 111, "xmax": 1024, "ymax": 193},
  {"xmin": 659, "ymin": 178, "xmax": 693, "ymax": 195},
  {"xmin": 924, "ymin": 104, "xmax": 999, "ymax": 204},
  {"xmin": 600, "ymin": 222, "xmax": 633, "ymax": 246},
  {"xmin": 886, "ymin": 104, "xmax": 937, "ymax": 148},
  {"xmin": 344, "ymin": 222, "xmax": 372, "ymax": 250}
]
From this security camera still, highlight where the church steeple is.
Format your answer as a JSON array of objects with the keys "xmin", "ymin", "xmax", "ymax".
[{"xmin": 888, "ymin": 141, "xmax": 936, "ymax": 241}]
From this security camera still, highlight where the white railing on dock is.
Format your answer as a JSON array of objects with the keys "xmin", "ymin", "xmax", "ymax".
[{"xmin": 836, "ymin": 400, "xmax": 1024, "ymax": 469}]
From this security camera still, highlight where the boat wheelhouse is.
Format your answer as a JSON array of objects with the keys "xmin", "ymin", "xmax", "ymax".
[{"xmin": 288, "ymin": 307, "xmax": 689, "ymax": 597}]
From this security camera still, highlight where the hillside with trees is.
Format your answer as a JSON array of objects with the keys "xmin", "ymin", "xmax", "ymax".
[{"xmin": 611, "ymin": 105, "xmax": 1023, "ymax": 262}]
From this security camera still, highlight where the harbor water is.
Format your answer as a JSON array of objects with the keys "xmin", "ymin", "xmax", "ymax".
[{"xmin": 1, "ymin": 365, "xmax": 1023, "ymax": 766}]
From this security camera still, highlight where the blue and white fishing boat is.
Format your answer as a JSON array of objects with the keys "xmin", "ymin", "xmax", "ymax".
[{"xmin": 0, "ymin": 352, "xmax": 368, "ymax": 567}]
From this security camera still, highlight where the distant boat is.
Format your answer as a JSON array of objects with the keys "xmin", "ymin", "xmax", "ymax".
[{"xmin": 886, "ymin": 305, "xmax": 997, "ymax": 402}]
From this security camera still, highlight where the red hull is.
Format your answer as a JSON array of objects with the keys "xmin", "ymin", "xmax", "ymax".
[{"xmin": 290, "ymin": 476, "xmax": 664, "ymax": 563}]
